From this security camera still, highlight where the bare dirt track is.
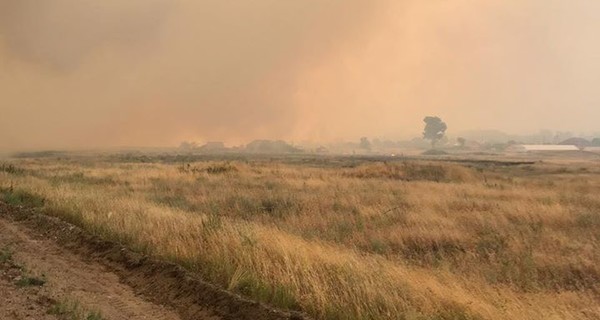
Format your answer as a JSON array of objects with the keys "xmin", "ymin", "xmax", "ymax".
[
  {"xmin": 0, "ymin": 266, "xmax": 57, "ymax": 320},
  {"xmin": 0, "ymin": 213, "xmax": 187, "ymax": 320},
  {"xmin": 0, "ymin": 202, "xmax": 307, "ymax": 320}
]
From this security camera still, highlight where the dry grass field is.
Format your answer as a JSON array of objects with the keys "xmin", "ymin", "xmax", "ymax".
[{"xmin": 1, "ymin": 154, "xmax": 599, "ymax": 319}]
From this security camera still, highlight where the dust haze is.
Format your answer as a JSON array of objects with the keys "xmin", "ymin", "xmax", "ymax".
[{"xmin": 1, "ymin": 0, "xmax": 599, "ymax": 150}]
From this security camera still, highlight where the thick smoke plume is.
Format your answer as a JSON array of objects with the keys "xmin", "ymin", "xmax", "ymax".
[{"xmin": 1, "ymin": 0, "xmax": 599, "ymax": 150}]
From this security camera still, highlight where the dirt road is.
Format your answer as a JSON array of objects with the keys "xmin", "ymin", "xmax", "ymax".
[
  {"xmin": 0, "ymin": 202, "xmax": 305, "ymax": 320},
  {"xmin": 0, "ymin": 215, "xmax": 188, "ymax": 320}
]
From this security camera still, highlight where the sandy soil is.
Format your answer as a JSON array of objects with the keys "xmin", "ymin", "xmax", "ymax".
[
  {"xmin": 0, "ymin": 265, "xmax": 57, "ymax": 320},
  {"xmin": 0, "ymin": 216, "xmax": 185, "ymax": 320}
]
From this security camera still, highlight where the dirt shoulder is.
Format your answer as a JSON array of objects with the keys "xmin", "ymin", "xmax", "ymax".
[
  {"xmin": 0, "ymin": 210, "xmax": 185, "ymax": 320},
  {"xmin": 0, "ymin": 256, "xmax": 58, "ymax": 320},
  {"xmin": 0, "ymin": 202, "xmax": 306, "ymax": 320}
]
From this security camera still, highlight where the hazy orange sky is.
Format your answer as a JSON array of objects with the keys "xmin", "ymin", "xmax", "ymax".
[{"xmin": 1, "ymin": 0, "xmax": 599, "ymax": 150}]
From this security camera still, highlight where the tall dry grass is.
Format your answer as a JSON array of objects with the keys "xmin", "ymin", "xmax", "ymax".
[{"xmin": 1, "ymin": 157, "xmax": 599, "ymax": 319}]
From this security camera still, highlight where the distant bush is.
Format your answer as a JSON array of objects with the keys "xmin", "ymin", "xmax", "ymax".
[
  {"xmin": 204, "ymin": 163, "xmax": 238, "ymax": 174},
  {"xmin": 12, "ymin": 150, "xmax": 66, "ymax": 158},
  {"xmin": 421, "ymin": 149, "xmax": 448, "ymax": 156},
  {"xmin": 179, "ymin": 162, "xmax": 238, "ymax": 175},
  {"xmin": 245, "ymin": 140, "xmax": 302, "ymax": 154}
]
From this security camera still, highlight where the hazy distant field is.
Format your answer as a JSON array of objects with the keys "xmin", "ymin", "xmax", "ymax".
[{"xmin": 1, "ymin": 154, "xmax": 599, "ymax": 319}]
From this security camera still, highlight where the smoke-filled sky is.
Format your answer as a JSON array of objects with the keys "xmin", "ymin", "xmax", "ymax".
[{"xmin": 1, "ymin": 0, "xmax": 599, "ymax": 150}]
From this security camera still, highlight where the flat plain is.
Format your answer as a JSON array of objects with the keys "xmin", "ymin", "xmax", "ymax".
[{"xmin": 1, "ymin": 152, "xmax": 599, "ymax": 319}]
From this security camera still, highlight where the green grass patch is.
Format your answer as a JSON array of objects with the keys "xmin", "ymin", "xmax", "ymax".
[
  {"xmin": 0, "ymin": 246, "xmax": 13, "ymax": 263},
  {"xmin": 16, "ymin": 275, "xmax": 46, "ymax": 287},
  {"xmin": 1, "ymin": 188, "xmax": 46, "ymax": 207}
]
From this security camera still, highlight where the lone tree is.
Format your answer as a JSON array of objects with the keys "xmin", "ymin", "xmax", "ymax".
[
  {"xmin": 359, "ymin": 137, "xmax": 372, "ymax": 151},
  {"xmin": 457, "ymin": 137, "xmax": 466, "ymax": 148},
  {"xmin": 423, "ymin": 116, "xmax": 447, "ymax": 148}
]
